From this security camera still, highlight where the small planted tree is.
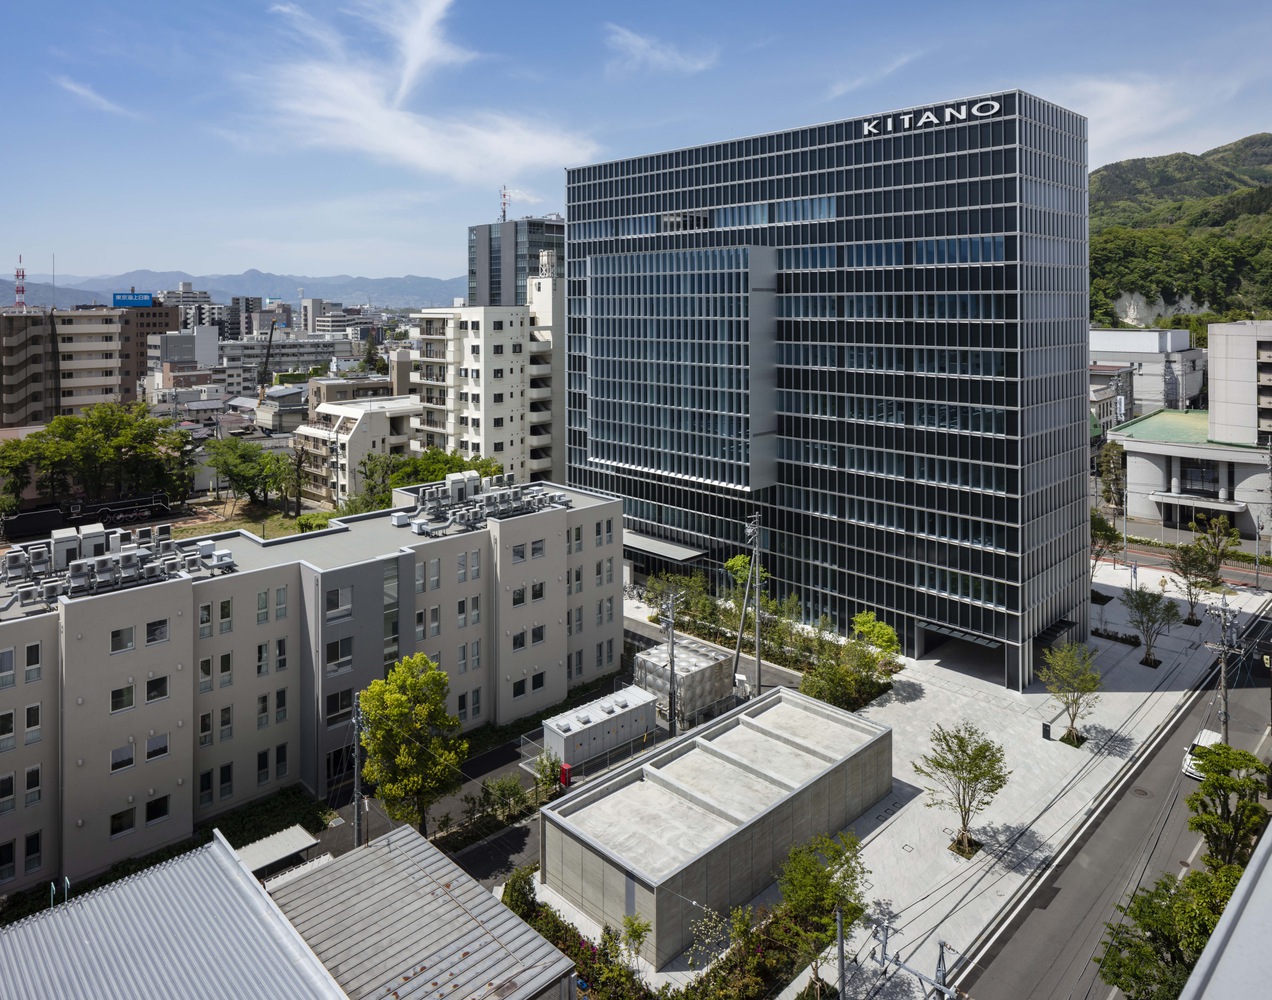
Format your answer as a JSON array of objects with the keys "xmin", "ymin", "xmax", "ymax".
[
  {"xmin": 1189, "ymin": 513, "xmax": 1241, "ymax": 583},
  {"xmin": 913, "ymin": 722, "xmax": 1011, "ymax": 857},
  {"xmin": 1037, "ymin": 642, "xmax": 1103, "ymax": 745},
  {"xmin": 1098, "ymin": 441, "xmax": 1126, "ymax": 514},
  {"xmin": 620, "ymin": 913, "xmax": 652, "ymax": 972},
  {"xmin": 1186, "ymin": 743, "xmax": 1269, "ymax": 869},
  {"xmin": 533, "ymin": 749, "xmax": 563, "ymax": 803},
  {"xmin": 1090, "ymin": 510, "xmax": 1121, "ymax": 587},
  {"xmin": 1119, "ymin": 585, "xmax": 1182, "ymax": 667},
  {"xmin": 1168, "ymin": 543, "xmax": 1211, "ymax": 625}
]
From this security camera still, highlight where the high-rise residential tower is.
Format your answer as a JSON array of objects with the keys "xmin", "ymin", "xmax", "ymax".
[
  {"xmin": 467, "ymin": 215, "xmax": 565, "ymax": 306},
  {"xmin": 566, "ymin": 91, "xmax": 1089, "ymax": 688}
]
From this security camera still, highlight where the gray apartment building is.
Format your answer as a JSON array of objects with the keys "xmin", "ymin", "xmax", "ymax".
[
  {"xmin": 566, "ymin": 91, "xmax": 1090, "ymax": 689},
  {"xmin": 0, "ymin": 473, "xmax": 623, "ymax": 894}
]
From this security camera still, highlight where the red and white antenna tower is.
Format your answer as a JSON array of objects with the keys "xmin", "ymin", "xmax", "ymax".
[
  {"xmin": 14, "ymin": 254, "xmax": 26, "ymax": 309},
  {"xmin": 500, "ymin": 185, "xmax": 510, "ymax": 223}
]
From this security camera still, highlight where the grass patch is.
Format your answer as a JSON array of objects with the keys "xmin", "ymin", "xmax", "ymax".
[
  {"xmin": 1140, "ymin": 655, "xmax": 1162, "ymax": 668},
  {"xmin": 1059, "ymin": 730, "xmax": 1087, "ymax": 749},
  {"xmin": 948, "ymin": 837, "xmax": 984, "ymax": 860},
  {"xmin": 171, "ymin": 500, "xmax": 303, "ymax": 541},
  {"xmin": 0, "ymin": 786, "xmax": 331, "ymax": 928},
  {"xmin": 463, "ymin": 670, "xmax": 625, "ymax": 757}
]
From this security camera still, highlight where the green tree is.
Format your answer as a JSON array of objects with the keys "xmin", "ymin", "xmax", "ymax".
[
  {"xmin": 1098, "ymin": 441, "xmax": 1127, "ymax": 514},
  {"xmin": 1186, "ymin": 743, "xmax": 1269, "ymax": 869},
  {"xmin": 341, "ymin": 452, "xmax": 401, "ymax": 514},
  {"xmin": 620, "ymin": 913, "xmax": 652, "ymax": 971},
  {"xmin": 203, "ymin": 436, "xmax": 268, "ymax": 512},
  {"xmin": 1090, "ymin": 510, "xmax": 1121, "ymax": 586},
  {"xmin": 913, "ymin": 721, "xmax": 1012, "ymax": 855},
  {"xmin": 775, "ymin": 833, "xmax": 868, "ymax": 993},
  {"xmin": 359, "ymin": 653, "xmax": 468, "ymax": 837},
  {"xmin": 800, "ymin": 639, "xmax": 887, "ymax": 712},
  {"xmin": 1168, "ymin": 542, "xmax": 1212, "ymax": 623},
  {"xmin": 1189, "ymin": 513, "xmax": 1241, "ymax": 583},
  {"xmin": 850, "ymin": 610, "xmax": 900, "ymax": 659},
  {"xmin": 533, "ymin": 749, "xmax": 562, "ymax": 802},
  {"xmin": 1037, "ymin": 642, "xmax": 1103, "ymax": 743},
  {"xmin": 1118, "ymin": 585, "xmax": 1182, "ymax": 665},
  {"xmin": 1094, "ymin": 865, "xmax": 1243, "ymax": 1000},
  {"xmin": 387, "ymin": 448, "xmax": 501, "ymax": 492},
  {"xmin": 501, "ymin": 863, "xmax": 539, "ymax": 921}
]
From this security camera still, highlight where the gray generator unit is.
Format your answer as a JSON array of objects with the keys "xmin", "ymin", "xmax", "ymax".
[
  {"xmin": 634, "ymin": 637, "xmax": 734, "ymax": 726},
  {"xmin": 543, "ymin": 686, "xmax": 658, "ymax": 768}
]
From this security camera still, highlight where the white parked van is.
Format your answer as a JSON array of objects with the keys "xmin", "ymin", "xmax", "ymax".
[{"xmin": 1182, "ymin": 729, "xmax": 1223, "ymax": 779}]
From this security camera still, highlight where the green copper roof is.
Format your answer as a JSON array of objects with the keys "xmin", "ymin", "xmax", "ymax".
[{"xmin": 1111, "ymin": 409, "xmax": 1261, "ymax": 449}]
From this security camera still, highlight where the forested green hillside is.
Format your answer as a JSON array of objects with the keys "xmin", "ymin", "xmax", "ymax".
[{"xmin": 1089, "ymin": 133, "xmax": 1272, "ymax": 327}]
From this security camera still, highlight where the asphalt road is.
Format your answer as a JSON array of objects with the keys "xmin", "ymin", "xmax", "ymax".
[{"xmin": 957, "ymin": 621, "xmax": 1272, "ymax": 1000}]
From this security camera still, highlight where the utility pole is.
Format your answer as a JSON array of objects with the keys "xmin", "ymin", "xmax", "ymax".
[
  {"xmin": 869, "ymin": 924, "xmax": 958, "ymax": 999},
  {"xmin": 1257, "ymin": 515, "xmax": 1264, "ymax": 590},
  {"xmin": 661, "ymin": 590, "xmax": 680, "ymax": 737},
  {"xmin": 1206, "ymin": 596, "xmax": 1239, "ymax": 745},
  {"xmin": 352, "ymin": 691, "xmax": 363, "ymax": 849},
  {"xmin": 835, "ymin": 905, "xmax": 847, "ymax": 1000},
  {"xmin": 748, "ymin": 512, "xmax": 762, "ymax": 697}
]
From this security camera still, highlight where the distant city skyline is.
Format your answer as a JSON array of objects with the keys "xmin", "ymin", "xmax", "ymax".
[{"xmin": 7, "ymin": 0, "xmax": 1269, "ymax": 277}]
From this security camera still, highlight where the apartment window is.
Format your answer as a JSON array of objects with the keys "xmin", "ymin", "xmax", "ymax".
[
  {"xmin": 219, "ymin": 762, "xmax": 233, "ymax": 800},
  {"xmin": 110, "ymin": 744, "xmax": 134, "ymax": 773},
  {"xmin": 258, "ymin": 749, "xmax": 271, "ymax": 785},
  {"xmin": 457, "ymin": 552, "xmax": 467, "ymax": 583},
  {"xmin": 471, "ymin": 596, "xmax": 480, "ymax": 624},
  {"xmin": 219, "ymin": 651, "xmax": 233, "ymax": 687},
  {"xmin": 199, "ymin": 603, "xmax": 212, "ymax": 638},
  {"xmin": 457, "ymin": 599, "xmax": 467, "ymax": 629},
  {"xmin": 532, "ymin": 625, "xmax": 545, "ymax": 645},
  {"xmin": 22, "ymin": 831, "xmax": 41, "ymax": 874},
  {"xmin": 146, "ymin": 618, "xmax": 169, "ymax": 645},
  {"xmin": 0, "ymin": 651, "xmax": 11, "ymax": 690},
  {"xmin": 471, "ymin": 638, "xmax": 480, "ymax": 670},
  {"xmin": 0, "ymin": 840, "xmax": 14, "ymax": 882},
  {"xmin": 111, "ymin": 684, "xmax": 135, "ymax": 713},
  {"xmin": 429, "ymin": 606, "xmax": 441, "ymax": 637},
  {"xmin": 257, "ymin": 642, "xmax": 269, "ymax": 676},
  {"xmin": 512, "ymin": 342, "xmax": 523, "ymax": 354},
  {"xmin": 24, "ymin": 705, "xmax": 39, "ymax": 745},
  {"xmin": 512, "ymin": 543, "xmax": 526, "ymax": 562},
  {"xmin": 111, "ymin": 626, "xmax": 135, "ymax": 654},
  {"xmin": 457, "ymin": 643, "xmax": 467, "ymax": 674},
  {"xmin": 596, "ymin": 642, "xmax": 604, "ymax": 669},
  {"xmin": 573, "ymin": 567, "xmax": 582, "ymax": 594},
  {"xmin": 275, "ymin": 586, "xmax": 288, "ymax": 620},
  {"xmin": 257, "ymin": 590, "xmax": 269, "ymax": 624},
  {"xmin": 493, "ymin": 442, "xmax": 504, "ymax": 452},
  {"xmin": 606, "ymin": 597, "xmax": 614, "ymax": 623},
  {"xmin": 24, "ymin": 765, "xmax": 40, "ymax": 806},
  {"xmin": 276, "ymin": 688, "xmax": 288, "ymax": 723},
  {"xmin": 596, "ymin": 560, "xmax": 603, "ymax": 586},
  {"xmin": 532, "ymin": 672, "xmax": 545, "ymax": 692},
  {"xmin": 512, "ymin": 630, "xmax": 526, "ymax": 651},
  {"xmin": 326, "ymin": 637, "xmax": 353, "ymax": 675},
  {"xmin": 512, "ymin": 587, "xmax": 526, "ymax": 607},
  {"xmin": 276, "ymin": 743, "xmax": 289, "ymax": 779},
  {"xmin": 257, "ymin": 694, "xmax": 270, "ymax": 729},
  {"xmin": 471, "ymin": 686, "xmax": 481, "ymax": 718},
  {"xmin": 146, "ymin": 796, "xmax": 170, "ymax": 825},
  {"xmin": 0, "ymin": 774, "xmax": 12, "ymax": 815},
  {"xmin": 573, "ymin": 607, "xmax": 582, "ymax": 635},
  {"xmin": 199, "ymin": 712, "xmax": 212, "ymax": 748},
  {"xmin": 531, "ymin": 539, "xmax": 545, "ymax": 559},
  {"xmin": 606, "ymin": 638, "xmax": 614, "ymax": 665},
  {"xmin": 110, "ymin": 807, "xmax": 136, "ymax": 838},
  {"xmin": 457, "ymin": 692, "xmax": 468, "ymax": 722},
  {"xmin": 199, "ymin": 657, "xmax": 212, "ymax": 693},
  {"xmin": 574, "ymin": 649, "xmax": 583, "ymax": 677},
  {"xmin": 146, "ymin": 676, "xmax": 168, "ymax": 703},
  {"xmin": 326, "ymin": 689, "xmax": 353, "ymax": 727},
  {"xmin": 325, "ymin": 586, "xmax": 353, "ymax": 621},
  {"xmin": 572, "ymin": 526, "xmax": 583, "ymax": 553},
  {"xmin": 24, "ymin": 643, "xmax": 40, "ymax": 684},
  {"xmin": 596, "ymin": 600, "xmax": 604, "ymax": 626},
  {"xmin": 513, "ymin": 678, "xmax": 526, "ymax": 698},
  {"xmin": 429, "ymin": 558, "xmax": 440, "ymax": 589},
  {"xmin": 415, "ymin": 610, "xmax": 425, "ymax": 642},
  {"xmin": 493, "ymin": 368, "xmax": 504, "ymax": 379},
  {"xmin": 494, "ymin": 417, "xmax": 504, "ymax": 427},
  {"xmin": 595, "ymin": 521, "xmax": 603, "ymax": 547},
  {"xmin": 146, "ymin": 733, "xmax": 169, "ymax": 761},
  {"xmin": 219, "ymin": 598, "xmax": 233, "ymax": 633},
  {"xmin": 199, "ymin": 769, "xmax": 213, "ymax": 806},
  {"xmin": 606, "ymin": 557, "xmax": 614, "ymax": 584},
  {"xmin": 276, "ymin": 637, "xmax": 288, "ymax": 672},
  {"xmin": 220, "ymin": 705, "xmax": 233, "ymax": 741},
  {"xmin": 471, "ymin": 550, "xmax": 480, "ymax": 580},
  {"xmin": 415, "ymin": 561, "xmax": 426, "ymax": 593}
]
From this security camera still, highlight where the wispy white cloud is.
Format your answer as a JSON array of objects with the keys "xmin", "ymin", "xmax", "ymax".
[
  {"xmin": 826, "ymin": 52, "xmax": 921, "ymax": 101},
  {"xmin": 53, "ymin": 76, "xmax": 139, "ymax": 117},
  {"xmin": 252, "ymin": 1, "xmax": 597, "ymax": 182},
  {"xmin": 502, "ymin": 187, "xmax": 543, "ymax": 205},
  {"xmin": 603, "ymin": 24, "xmax": 717, "ymax": 77}
]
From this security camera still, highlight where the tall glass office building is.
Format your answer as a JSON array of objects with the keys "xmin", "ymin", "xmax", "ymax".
[{"xmin": 566, "ymin": 91, "xmax": 1089, "ymax": 689}]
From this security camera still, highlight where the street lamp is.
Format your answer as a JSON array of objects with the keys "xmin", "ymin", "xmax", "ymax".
[{"xmin": 1257, "ymin": 515, "xmax": 1265, "ymax": 590}]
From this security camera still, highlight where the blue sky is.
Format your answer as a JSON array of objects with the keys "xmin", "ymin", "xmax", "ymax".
[{"xmin": 6, "ymin": 0, "xmax": 1270, "ymax": 280}]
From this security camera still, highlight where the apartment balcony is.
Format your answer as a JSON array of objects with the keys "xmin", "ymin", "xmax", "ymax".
[
  {"xmin": 5, "ymin": 341, "xmax": 44, "ymax": 367},
  {"xmin": 527, "ymin": 453, "xmax": 553, "ymax": 474},
  {"xmin": 527, "ymin": 383, "xmax": 552, "ymax": 401},
  {"xmin": 422, "ymin": 395, "xmax": 447, "ymax": 408},
  {"xmin": 527, "ymin": 336, "xmax": 552, "ymax": 354},
  {"xmin": 412, "ymin": 374, "xmax": 447, "ymax": 385},
  {"xmin": 59, "ymin": 390, "xmax": 118, "ymax": 407},
  {"xmin": 2, "ymin": 369, "xmax": 39, "ymax": 388},
  {"xmin": 410, "ymin": 415, "xmax": 446, "ymax": 432},
  {"xmin": 59, "ymin": 356, "xmax": 119, "ymax": 372},
  {"xmin": 1258, "ymin": 347, "xmax": 1272, "ymax": 363},
  {"xmin": 56, "ymin": 333, "xmax": 118, "ymax": 346}
]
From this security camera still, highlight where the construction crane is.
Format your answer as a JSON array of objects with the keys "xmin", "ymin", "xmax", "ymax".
[{"xmin": 257, "ymin": 318, "xmax": 278, "ymax": 403}]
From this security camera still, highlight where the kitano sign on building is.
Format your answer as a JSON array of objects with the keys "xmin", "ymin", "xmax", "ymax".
[{"xmin": 861, "ymin": 100, "xmax": 1002, "ymax": 136}]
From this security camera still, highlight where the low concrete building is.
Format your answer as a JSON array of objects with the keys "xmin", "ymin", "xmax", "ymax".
[
  {"xmin": 1089, "ymin": 327, "xmax": 1204, "ymax": 414},
  {"xmin": 539, "ymin": 687, "xmax": 892, "ymax": 968}
]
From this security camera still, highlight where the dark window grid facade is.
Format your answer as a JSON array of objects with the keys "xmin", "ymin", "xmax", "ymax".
[{"xmin": 567, "ymin": 91, "xmax": 1089, "ymax": 688}]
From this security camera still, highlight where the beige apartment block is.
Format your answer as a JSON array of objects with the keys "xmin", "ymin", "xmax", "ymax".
[{"xmin": 0, "ymin": 474, "xmax": 622, "ymax": 895}]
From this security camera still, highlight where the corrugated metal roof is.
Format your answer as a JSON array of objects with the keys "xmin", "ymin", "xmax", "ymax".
[
  {"xmin": 235, "ymin": 823, "xmax": 320, "ymax": 872},
  {"xmin": 269, "ymin": 826, "xmax": 574, "ymax": 1000},
  {"xmin": 0, "ymin": 832, "xmax": 345, "ymax": 999}
]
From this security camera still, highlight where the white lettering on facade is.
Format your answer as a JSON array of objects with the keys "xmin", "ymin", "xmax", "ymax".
[{"xmin": 858, "ymin": 99, "xmax": 1002, "ymax": 138}]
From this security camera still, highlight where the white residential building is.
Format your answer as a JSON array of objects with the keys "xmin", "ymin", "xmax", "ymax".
[{"xmin": 1089, "ymin": 327, "xmax": 1205, "ymax": 414}]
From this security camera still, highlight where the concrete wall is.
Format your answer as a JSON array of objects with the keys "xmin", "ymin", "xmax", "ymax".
[{"xmin": 1209, "ymin": 324, "xmax": 1259, "ymax": 446}]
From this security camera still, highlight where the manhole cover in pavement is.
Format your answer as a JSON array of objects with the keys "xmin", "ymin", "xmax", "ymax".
[{"xmin": 1133, "ymin": 787, "xmax": 1151, "ymax": 798}]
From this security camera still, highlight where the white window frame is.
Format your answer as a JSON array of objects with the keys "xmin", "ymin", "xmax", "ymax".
[
  {"xmin": 110, "ymin": 684, "xmax": 134, "ymax": 714},
  {"xmin": 110, "ymin": 627, "xmax": 135, "ymax": 654},
  {"xmin": 110, "ymin": 744, "xmax": 134, "ymax": 773},
  {"xmin": 275, "ymin": 586, "xmax": 288, "ymax": 620},
  {"xmin": 145, "ymin": 618, "xmax": 169, "ymax": 645},
  {"xmin": 325, "ymin": 585, "xmax": 353, "ymax": 621},
  {"xmin": 220, "ymin": 705, "xmax": 234, "ymax": 741},
  {"xmin": 145, "ymin": 732, "xmax": 169, "ymax": 761},
  {"xmin": 145, "ymin": 676, "xmax": 169, "ymax": 703}
]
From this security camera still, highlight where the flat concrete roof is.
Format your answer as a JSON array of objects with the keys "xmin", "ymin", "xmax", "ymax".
[
  {"xmin": 1111, "ymin": 408, "xmax": 1212, "ymax": 443},
  {"xmin": 543, "ymin": 687, "xmax": 889, "ymax": 884}
]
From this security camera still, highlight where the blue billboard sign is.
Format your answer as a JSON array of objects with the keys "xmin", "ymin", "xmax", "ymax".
[{"xmin": 113, "ymin": 292, "xmax": 153, "ymax": 308}]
